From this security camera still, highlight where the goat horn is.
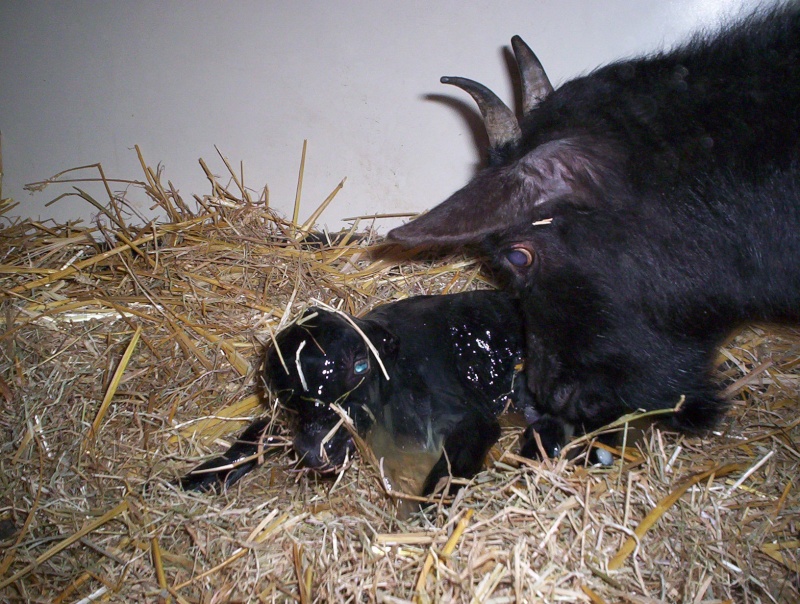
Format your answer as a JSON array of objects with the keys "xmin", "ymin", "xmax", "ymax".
[
  {"xmin": 440, "ymin": 76, "xmax": 521, "ymax": 148},
  {"xmin": 511, "ymin": 35, "xmax": 553, "ymax": 114}
]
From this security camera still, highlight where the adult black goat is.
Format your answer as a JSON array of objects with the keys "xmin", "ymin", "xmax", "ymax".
[{"xmin": 388, "ymin": 6, "xmax": 800, "ymax": 454}]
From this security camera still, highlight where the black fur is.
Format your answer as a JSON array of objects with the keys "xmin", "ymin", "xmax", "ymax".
[
  {"xmin": 387, "ymin": 7, "xmax": 800, "ymax": 451},
  {"xmin": 181, "ymin": 291, "xmax": 536, "ymax": 494}
]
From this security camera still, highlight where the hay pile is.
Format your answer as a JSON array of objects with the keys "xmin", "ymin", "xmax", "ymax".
[{"xmin": 0, "ymin": 148, "xmax": 798, "ymax": 603}]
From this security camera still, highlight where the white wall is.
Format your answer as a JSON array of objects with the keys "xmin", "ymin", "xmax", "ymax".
[{"xmin": 0, "ymin": 0, "xmax": 771, "ymax": 233}]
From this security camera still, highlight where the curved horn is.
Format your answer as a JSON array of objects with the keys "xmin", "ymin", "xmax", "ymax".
[
  {"xmin": 440, "ymin": 76, "xmax": 521, "ymax": 148},
  {"xmin": 511, "ymin": 35, "xmax": 553, "ymax": 114}
]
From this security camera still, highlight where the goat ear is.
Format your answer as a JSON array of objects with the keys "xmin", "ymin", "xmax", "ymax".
[
  {"xmin": 386, "ymin": 138, "xmax": 610, "ymax": 247},
  {"xmin": 296, "ymin": 306, "xmax": 324, "ymax": 325},
  {"xmin": 386, "ymin": 166, "xmax": 529, "ymax": 247},
  {"xmin": 361, "ymin": 319, "xmax": 399, "ymax": 360}
]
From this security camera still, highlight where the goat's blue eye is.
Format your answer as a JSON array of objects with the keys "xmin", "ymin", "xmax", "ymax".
[
  {"xmin": 354, "ymin": 359, "xmax": 369, "ymax": 374},
  {"xmin": 505, "ymin": 247, "xmax": 534, "ymax": 267}
]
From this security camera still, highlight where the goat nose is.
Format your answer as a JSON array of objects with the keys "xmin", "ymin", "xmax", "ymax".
[
  {"xmin": 294, "ymin": 429, "xmax": 355, "ymax": 471},
  {"xmin": 293, "ymin": 432, "xmax": 327, "ymax": 469}
]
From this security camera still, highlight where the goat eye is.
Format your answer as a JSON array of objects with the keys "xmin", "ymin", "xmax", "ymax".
[
  {"xmin": 353, "ymin": 358, "xmax": 369, "ymax": 374},
  {"xmin": 505, "ymin": 246, "xmax": 534, "ymax": 268}
]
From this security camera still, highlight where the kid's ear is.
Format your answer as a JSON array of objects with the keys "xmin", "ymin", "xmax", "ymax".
[
  {"xmin": 295, "ymin": 306, "xmax": 330, "ymax": 328},
  {"xmin": 361, "ymin": 319, "xmax": 399, "ymax": 361}
]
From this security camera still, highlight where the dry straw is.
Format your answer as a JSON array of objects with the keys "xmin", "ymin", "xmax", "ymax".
[{"xmin": 0, "ymin": 143, "xmax": 798, "ymax": 602}]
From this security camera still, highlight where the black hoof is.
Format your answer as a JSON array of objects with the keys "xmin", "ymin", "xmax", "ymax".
[
  {"xmin": 179, "ymin": 418, "xmax": 282, "ymax": 493},
  {"xmin": 519, "ymin": 416, "xmax": 569, "ymax": 459}
]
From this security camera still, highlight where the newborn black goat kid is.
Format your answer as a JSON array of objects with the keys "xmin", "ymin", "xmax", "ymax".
[{"xmin": 181, "ymin": 291, "xmax": 538, "ymax": 497}]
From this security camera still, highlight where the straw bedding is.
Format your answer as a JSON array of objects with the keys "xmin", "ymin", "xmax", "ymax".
[{"xmin": 0, "ymin": 148, "xmax": 798, "ymax": 603}]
